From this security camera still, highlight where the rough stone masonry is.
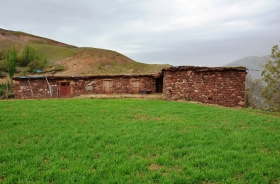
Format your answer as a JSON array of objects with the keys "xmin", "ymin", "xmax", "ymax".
[
  {"xmin": 13, "ymin": 66, "xmax": 247, "ymax": 108},
  {"xmin": 13, "ymin": 75, "xmax": 157, "ymax": 99},
  {"xmin": 162, "ymin": 66, "xmax": 247, "ymax": 107}
]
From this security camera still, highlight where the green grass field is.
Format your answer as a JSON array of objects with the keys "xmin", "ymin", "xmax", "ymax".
[{"xmin": 0, "ymin": 99, "xmax": 279, "ymax": 183}]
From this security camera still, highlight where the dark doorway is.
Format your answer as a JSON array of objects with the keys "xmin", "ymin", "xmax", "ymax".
[
  {"xmin": 156, "ymin": 77, "xmax": 163, "ymax": 93},
  {"xmin": 60, "ymin": 82, "xmax": 70, "ymax": 98}
]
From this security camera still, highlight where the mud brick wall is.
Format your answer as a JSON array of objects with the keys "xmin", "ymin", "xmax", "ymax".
[
  {"xmin": 71, "ymin": 76, "xmax": 156, "ymax": 95},
  {"xmin": 13, "ymin": 76, "xmax": 157, "ymax": 99},
  {"xmin": 78, "ymin": 78, "xmax": 132, "ymax": 94},
  {"xmin": 13, "ymin": 79, "xmax": 58, "ymax": 99},
  {"xmin": 163, "ymin": 69, "xmax": 246, "ymax": 107}
]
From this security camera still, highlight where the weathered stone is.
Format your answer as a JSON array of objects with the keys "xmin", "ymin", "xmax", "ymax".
[
  {"xmin": 13, "ymin": 76, "xmax": 157, "ymax": 99},
  {"xmin": 13, "ymin": 66, "xmax": 247, "ymax": 108},
  {"xmin": 163, "ymin": 68, "xmax": 246, "ymax": 107},
  {"xmin": 238, "ymin": 101, "xmax": 245, "ymax": 106}
]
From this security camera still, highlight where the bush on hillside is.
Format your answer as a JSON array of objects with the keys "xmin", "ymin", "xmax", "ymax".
[
  {"xmin": 2, "ymin": 44, "xmax": 48, "ymax": 74},
  {"xmin": 54, "ymin": 64, "xmax": 66, "ymax": 71},
  {"xmin": 0, "ymin": 60, "xmax": 8, "ymax": 72},
  {"xmin": 0, "ymin": 50, "xmax": 5, "ymax": 60},
  {"xmin": 19, "ymin": 44, "xmax": 35, "ymax": 66},
  {"xmin": 6, "ymin": 47, "xmax": 17, "ymax": 78},
  {"xmin": 0, "ymin": 71, "xmax": 5, "ymax": 78},
  {"xmin": 0, "ymin": 83, "xmax": 5, "ymax": 96},
  {"xmin": 28, "ymin": 60, "xmax": 46, "ymax": 73}
]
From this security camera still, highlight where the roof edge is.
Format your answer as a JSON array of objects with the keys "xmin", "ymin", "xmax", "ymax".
[
  {"xmin": 162, "ymin": 66, "xmax": 247, "ymax": 71},
  {"xmin": 12, "ymin": 73, "xmax": 162, "ymax": 80}
]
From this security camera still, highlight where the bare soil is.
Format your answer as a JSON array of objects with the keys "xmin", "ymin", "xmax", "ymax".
[{"xmin": 74, "ymin": 93, "xmax": 164, "ymax": 99}]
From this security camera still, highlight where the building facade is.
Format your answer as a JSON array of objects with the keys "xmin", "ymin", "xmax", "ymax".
[
  {"xmin": 13, "ymin": 66, "xmax": 247, "ymax": 107},
  {"xmin": 163, "ymin": 66, "xmax": 247, "ymax": 107},
  {"xmin": 13, "ymin": 74, "xmax": 159, "ymax": 99}
]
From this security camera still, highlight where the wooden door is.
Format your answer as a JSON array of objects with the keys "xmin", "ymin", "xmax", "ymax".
[
  {"xmin": 60, "ymin": 82, "xmax": 70, "ymax": 98},
  {"xmin": 132, "ymin": 80, "xmax": 140, "ymax": 94},
  {"xmin": 104, "ymin": 80, "xmax": 112, "ymax": 94}
]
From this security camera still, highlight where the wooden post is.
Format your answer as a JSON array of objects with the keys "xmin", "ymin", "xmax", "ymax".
[
  {"xmin": 45, "ymin": 77, "xmax": 52, "ymax": 98},
  {"xmin": 28, "ymin": 79, "xmax": 34, "ymax": 98},
  {"xmin": 6, "ymin": 78, "xmax": 8, "ymax": 99}
]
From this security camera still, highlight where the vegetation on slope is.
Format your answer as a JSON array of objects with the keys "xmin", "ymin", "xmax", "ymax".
[
  {"xmin": 0, "ymin": 28, "xmax": 169, "ymax": 77},
  {"xmin": 0, "ymin": 99, "xmax": 279, "ymax": 183},
  {"xmin": 27, "ymin": 42, "xmax": 77, "ymax": 64}
]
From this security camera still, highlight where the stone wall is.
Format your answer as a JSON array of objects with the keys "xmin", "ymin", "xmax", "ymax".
[
  {"xmin": 80, "ymin": 76, "xmax": 156, "ymax": 95},
  {"xmin": 13, "ymin": 78, "xmax": 58, "ymax": 99},
  {"xmin": 163, "ymin": 67, "xmax": 247, "ymax": 107},
  {"xmin": 13, "ymin": 67, "xmax": 247, "ymax": 108},
  {"xmin": 13, "ymin": 76, "xmax": 157, "ymax": 99}
]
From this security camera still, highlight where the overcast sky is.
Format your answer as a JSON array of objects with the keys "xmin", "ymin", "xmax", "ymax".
[{"xmin": 1, "ymin": 0, "xmax": 280, "ymax": 66}]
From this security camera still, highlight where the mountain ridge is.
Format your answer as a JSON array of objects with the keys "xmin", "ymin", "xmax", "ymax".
[{"xmin": 223, "ymin": 55, "xmax": 270, "ymax": 79}]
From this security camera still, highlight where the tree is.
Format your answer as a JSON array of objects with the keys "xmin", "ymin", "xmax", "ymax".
[
  {"xmin": 6, "ymin": 46, "xmax": 17, "ymax": 78},
  {"xmin": 19, "ymin": 44, "xmax": 35, "ymax": 66},
  {"xmin": 5, "ymin": 46, "xmax": 18, "ymax": 99},
  {"xmin": 18, "ymin": 45, "xmax": 47, "ymax": 72},
  {"xmin": 261, "ymin": 44, "xmax": 280, "ymax": 111},
  {"xmin": 245, "ymin": 76, "xmax": 267, "ymax": 109}
]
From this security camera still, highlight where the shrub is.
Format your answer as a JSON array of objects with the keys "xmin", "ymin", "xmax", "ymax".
[
  {"xmin": 0, "ymin": 83, "xmax": 6, "ymax": 96},
  {"xmin": 6, "ymin": 47, "xmax": 17, "ymax": 78},
  {"xmin": 54, "ymin": 64, "xmax": 66, "ymax": 71},
  {"xmin": 0, "ymin": 71, "xmax": 5, "ymax": 78},
  {"xmin": 0, "ymin": 59, "xmax": 8, "ymax": 72},
  {"xmin": 19, "ymin": 44, "xmax": 35, "ymax": 66},
  {"xmin": 0, "ymin": 50, "xmax": 5, "ymax": 60},
  {"xmin": 0, "ymin": 89, "xmax": 4, "ymax": 96},
  {"xmin": 28, "ymin": 60, "xmax": 45, "ymax": 73}
]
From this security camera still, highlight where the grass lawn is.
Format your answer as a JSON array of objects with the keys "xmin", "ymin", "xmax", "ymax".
[{"xmin": 0, "ymin": 99, "xmax": 279, "ymax": 183}]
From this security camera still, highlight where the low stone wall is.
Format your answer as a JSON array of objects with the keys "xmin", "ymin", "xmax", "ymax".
[
  {"xmin": 163, "ymin": 67, "xmax": 247, "ymax": 107},
  {"xmin": 13, "ymin": 76, "xmax": 157, "ymax": 99}
]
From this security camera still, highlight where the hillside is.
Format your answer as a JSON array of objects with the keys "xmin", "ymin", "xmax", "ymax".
[
  {"xmin": 223, "ymin": 55, "xmax": 270, "ymax": 79},
  {"xmin": 0, "ymin": 28, "xmax": 169, "ymax": 77}
]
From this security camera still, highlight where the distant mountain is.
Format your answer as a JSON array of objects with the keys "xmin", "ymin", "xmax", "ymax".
[
  {"xmin": 0, "ymin": 28, "xmax": 169, "ymax": 76},
  {"xmin": 223, "ymin": 55, "xmax": 271, "ymax": 79}
]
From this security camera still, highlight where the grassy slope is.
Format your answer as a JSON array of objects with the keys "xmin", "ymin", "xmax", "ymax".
[
  {"xmin": 29, "ymin": 43, "xmax": 77, "ymax": 64},
  {"xmin": 0, "ymin": 28, "xmax": 169, "ymax": 76},
  {"xmin": 0, "ymin": 99, "xmax": 279, "ymax": 183}
]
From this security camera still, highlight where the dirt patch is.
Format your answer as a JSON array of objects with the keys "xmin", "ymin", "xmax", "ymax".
[
  {"xmin": 0, "ymin": 77, "xmax": 7, "ymax": 84},
  {"xmin": 75, "ymin": 94, "xmax": 164, "ymax": 100},
  {"xmin": 148, "ymin": 163, "xmax": 162, "ymax": 171},
  {"xmin": 0, "ymin": 34, "xmax": 41, "ymax": 46}
]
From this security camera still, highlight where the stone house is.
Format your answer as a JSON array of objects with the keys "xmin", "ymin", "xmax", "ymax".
[
  {"xmin": 13, "ymin": 74, "xmax": 161, "ymax": 99},
  {"xmin": 13, "ymin": 66, "xmax": 247, "ymax": 107},
  {"xmin": 162, "ymin": 66, "xmax": 247, "ymax": 107}
]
